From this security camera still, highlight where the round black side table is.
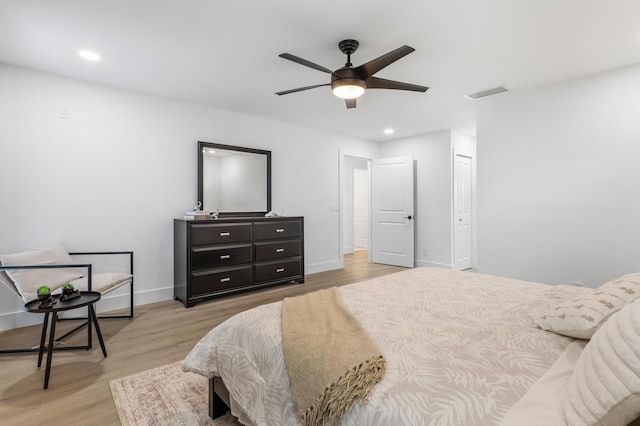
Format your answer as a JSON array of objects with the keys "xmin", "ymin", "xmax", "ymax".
[{"xmin": 24, "ymin": 291, "xmax": 107, "ymax": 389}]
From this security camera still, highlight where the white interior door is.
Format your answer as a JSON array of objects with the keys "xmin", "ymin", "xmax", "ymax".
[
  {"xmin": 371, "ymin": 157, "xmax": 414, "ymax": 268},
  {"xmin": 454, "ymin": 153, "xmax": 472, "ymax": 270}
]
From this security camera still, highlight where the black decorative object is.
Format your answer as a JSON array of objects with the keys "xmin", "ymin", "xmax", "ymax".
[
  {"xmin": 60, "ymin": 290, "xmax": 81, "ymax": 301},
  {"xmin": 38, "ymin": 297, "xmax": 57, "ymax": 309}
]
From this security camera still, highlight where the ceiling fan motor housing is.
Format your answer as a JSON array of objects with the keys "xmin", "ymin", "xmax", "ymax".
[{"xmin": 331, "ymin": 68, "xmax": 367, "ymax": 92}]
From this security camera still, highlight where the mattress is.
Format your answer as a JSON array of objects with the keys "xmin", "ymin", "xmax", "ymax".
[{"xmin": 183, "ymin": 267, "xmax": 591, "ymax": 425}]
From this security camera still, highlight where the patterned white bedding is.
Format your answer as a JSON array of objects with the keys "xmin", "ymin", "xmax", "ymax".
[{"xmin": 183, "ymin": 267, "xmax": 591, "ymax": 426}]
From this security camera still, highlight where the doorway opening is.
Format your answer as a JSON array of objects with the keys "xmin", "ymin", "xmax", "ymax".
[{"xmin": 341, "ymin": 155, "xmax": 371, "ymax": 265}]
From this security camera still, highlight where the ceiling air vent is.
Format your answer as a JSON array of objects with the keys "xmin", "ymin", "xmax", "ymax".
[{"xmin": 464, "ymin": 86, "xmax": 508, "ymax": 100}]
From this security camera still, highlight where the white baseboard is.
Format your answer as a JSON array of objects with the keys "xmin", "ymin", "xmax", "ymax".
[
  {"xmin": 354, "ymin": 239, "xmax": 367, "ymax": 248},
  {"xmin": 305, "ymin": 260, "xmax": 342, "ymax": 275},
  {"xmin": 0, "ymin": 286, "xmax": 175, "ymax": 332},
  {"xmin": 415, "ymin": 259, "xmax": 453, "ymax": 269}
]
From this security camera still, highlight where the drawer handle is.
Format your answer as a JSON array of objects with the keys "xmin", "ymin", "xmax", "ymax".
[
  {"xmin": 275, "ymin": 248, "xmax": 285, "ymax": 253},
  {"xmin": 220, "ymin": 254, "xmax": 231, "ymax": 259},
  {"xmin": 220, "ymin": 232, "xmax": 230, "ymax": 236},
  {"xmin": 220, "ymin": 277, "xmax": 231, "ymax": 283},
  {"xmin": 276, "ymin": 268, "xmax": 285, "ymax": 273},
  {"xmin": 275, "ymin": 228, "xmax": 285, "ymax": 233}
]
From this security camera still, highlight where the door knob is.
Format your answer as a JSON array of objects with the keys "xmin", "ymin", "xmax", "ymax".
[{"xmin": 403, "ymin": 215, "xmax": 413, "ymax": 219}]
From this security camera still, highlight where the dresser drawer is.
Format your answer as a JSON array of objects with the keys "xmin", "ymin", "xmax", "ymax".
[
  {"xmin": 191, "ymin": 223, "xmax": 252, "ymax": 246},
  {"xmin": 191, "ymin": 244, "xmax": 252, "ymax": 270},
  {"xmin": 254, "ymin": 221, "xmax": 301, "ymax": 241},
  {"xmin": 255, "ymin": 258, "xmax": 302, "ymax": 283},
  {"xmin": 190, "ymin": 266, "xmax": 253, "ymax": 297},
  {"xmin": 255, "ymin": 240, "xmax": 301, "ymax": 261}
]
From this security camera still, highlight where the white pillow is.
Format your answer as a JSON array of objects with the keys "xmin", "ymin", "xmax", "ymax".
[
  {"xmin": 536, "ymin": 273, "xmax": 640, "ymax": 339},
  {"xmin": 564, "ymin": 297, "xmax": 640, "ymax": 426},
  {"xmin": 0, "ymin": 243, "xmax": 85, "ymax": 302}
]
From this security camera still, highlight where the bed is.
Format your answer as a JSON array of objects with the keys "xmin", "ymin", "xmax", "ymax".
[{"xmin": 183, "ymin": 267, "xmax": 640, "ymax": 426}]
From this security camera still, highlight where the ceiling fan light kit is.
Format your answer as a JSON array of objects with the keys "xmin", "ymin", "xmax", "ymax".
[
  {"xmin": 277, "ymin": 39, "xmax": 428, "ymax": 109},
  {"xmin": 331, "ymin": 77, "xmax": 366, "ymax": 99}
]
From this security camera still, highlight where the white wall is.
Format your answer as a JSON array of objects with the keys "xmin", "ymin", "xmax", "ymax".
[
  {"xmin": 477, "ymin": 63, "xmax": 640, "ymax": 286},
  {"xmin": 380, "ymin": 131, "xmax": 456, "ymax": 268},
  {"xmin": 0, "ymin": 64, "xmax": 379, "ymax": 331}
]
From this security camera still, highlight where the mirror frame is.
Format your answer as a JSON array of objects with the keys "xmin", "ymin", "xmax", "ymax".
[{"xmin": 197, "ymin": 141, "xmax": 272, "ymax": 217}]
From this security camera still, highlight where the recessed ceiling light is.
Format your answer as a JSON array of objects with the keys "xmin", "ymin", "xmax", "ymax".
[
  {"xmin": 384, "ymin": 128, "xmax": 395, "ymax": 135},
  {"xmin": 78, "ymin": 50, "xmax": 101, "ymax": 61}
]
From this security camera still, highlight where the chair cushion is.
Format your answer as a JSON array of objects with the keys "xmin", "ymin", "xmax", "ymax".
[
  {"xmin": 0, "ymin": 243, "xmax": 85, "ymax": 302},
  {"xmin": 536, "ymin": 272, "xmax": 640, "ymax": 339},
  {"xmin": 69, "ymin": 272, "xmax": 133, "ymax": 295},
  {"xmin": 564, "ymin": 297, "xmax": 640, "ymax": 425}
]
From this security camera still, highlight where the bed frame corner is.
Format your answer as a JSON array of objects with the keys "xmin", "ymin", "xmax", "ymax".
[{"xmin": 209, "ymin": 376, "xmax": 231, "ymax": 419}]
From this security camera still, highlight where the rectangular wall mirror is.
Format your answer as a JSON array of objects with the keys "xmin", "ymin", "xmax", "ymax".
[{"xmin": 198, "ymin": 141, "xmax": 272, "ymax": 216}]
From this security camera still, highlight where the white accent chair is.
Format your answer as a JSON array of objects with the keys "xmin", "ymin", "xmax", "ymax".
[{"xmin": 0, "ymin": 243, "xmax": 134, "ymax": 354}]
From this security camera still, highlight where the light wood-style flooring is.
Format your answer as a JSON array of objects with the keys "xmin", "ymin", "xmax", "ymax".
[{"xmin": 0, "ymin": 251, "xmax": 403, "ymax": 425}]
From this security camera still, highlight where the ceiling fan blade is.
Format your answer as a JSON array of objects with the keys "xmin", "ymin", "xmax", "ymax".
[
  {"xmin": 279, "ymin": 53, "xmax": 334, "ymax": 74},
  {"xmin": 345, "ymin": 98, "xmax": 357, "ymax": 109},
  {"xmin": 366, "ymin": 76, "xmax": 429, "ymax": 92},
  {"xmin": 354, "ymin": 45, "xmax": 415, "ymax": 78},
  {"xmin": 275, "ymin": 83, "xmax": 330, "ymax": 96}
]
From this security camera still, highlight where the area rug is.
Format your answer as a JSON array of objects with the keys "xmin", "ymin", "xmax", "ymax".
[{"xmin": 109, "ymin": 361, "xmax": 241, "ymax": 426}]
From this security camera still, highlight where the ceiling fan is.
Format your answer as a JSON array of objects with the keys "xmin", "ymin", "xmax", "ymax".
[{"xmin": 276, "ymin": 39, "xmax": 429, "ymax": 109}]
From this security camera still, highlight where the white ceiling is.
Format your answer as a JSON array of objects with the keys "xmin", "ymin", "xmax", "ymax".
[{"xmin": 1, "ymin": 0, "xmax": 639, "ymax": 141}]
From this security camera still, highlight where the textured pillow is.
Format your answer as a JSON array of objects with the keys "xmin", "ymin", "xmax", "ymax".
[
  {"xmin": 0, "ymin": 243, "xmax": 85, "ymax": 302},
  {"xmin": 536, "ymin": 273, "xmax": 640, "ymax": 339},
  {"xmin": 564, "ymin": 297, "xmax": 640, "ymax": 426}
]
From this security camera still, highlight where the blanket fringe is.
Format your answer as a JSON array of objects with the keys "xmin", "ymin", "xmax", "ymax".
[{"xmin": 301, "ymin": 355, "xmax": 386, "ymax": 426}]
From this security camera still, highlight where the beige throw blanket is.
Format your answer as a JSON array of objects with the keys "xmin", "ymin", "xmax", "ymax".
[{"xmin": 282, "ymin": 287, "xmax": 386, "ymax": 426}]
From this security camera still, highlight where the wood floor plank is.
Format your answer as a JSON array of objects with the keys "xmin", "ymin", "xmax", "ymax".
[{"xmin": 0, "ymin": 252, "xmax": 403, "ymax": 425}]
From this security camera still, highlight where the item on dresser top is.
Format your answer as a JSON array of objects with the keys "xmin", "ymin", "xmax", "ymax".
[
  {"xmin": 184, "ymin": 211, "xmax": 212, "ymax": 220},
  {"xmin": 265, "ymin": 210, "xmax": 284, "ymax": 217}
]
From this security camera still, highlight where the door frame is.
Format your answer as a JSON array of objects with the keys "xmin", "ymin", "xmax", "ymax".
[{"xmin": 338, "ymin": 152, "xmax": 372, "ymax": 269}]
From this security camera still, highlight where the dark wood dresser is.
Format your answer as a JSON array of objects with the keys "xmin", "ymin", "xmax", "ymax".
[{"xmin": 174, "ymin": 217, "xmax": 304, "ymax": 307}]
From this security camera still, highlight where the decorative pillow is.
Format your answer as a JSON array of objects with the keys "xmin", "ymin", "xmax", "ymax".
[
  {"xmin": 0, "ymin": 243, "xmax": 85, "ymax": 302},
  {"xmin": 564, "ymin": 297, "xmax": 640, "ymax": 426},
  {"xmin": 69, "ymin": 272, "xmax": 133, "ymax": 294},
  {"xmin": 536, "ymin": 273, "xmax": 640, "ymax": 339}
]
